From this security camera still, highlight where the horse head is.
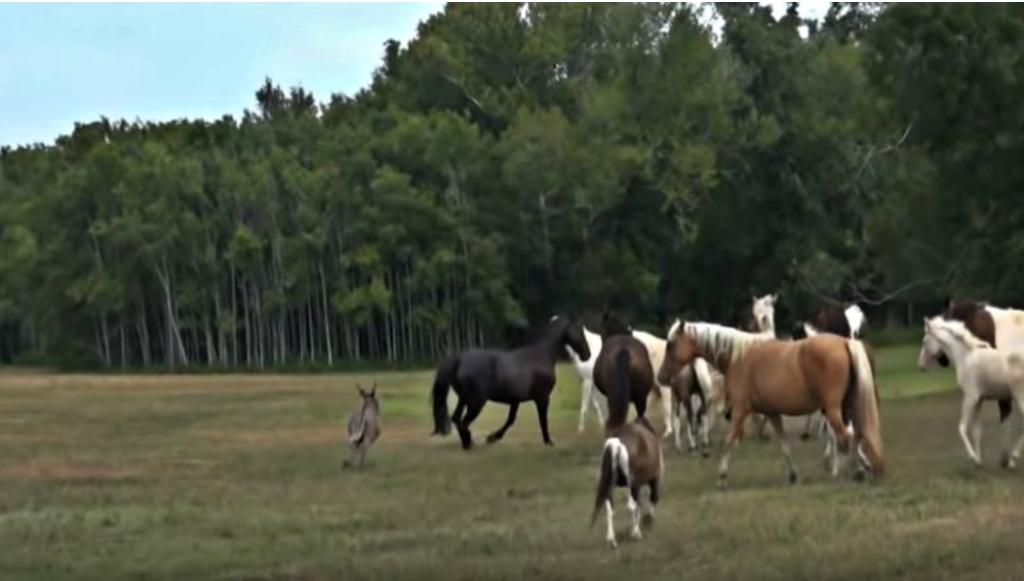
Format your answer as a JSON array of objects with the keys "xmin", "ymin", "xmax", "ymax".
[
  {"xmin": 917, "ymin": 317, "xmax": 946, "ymax": 371},
  {"xmin": 551, "ymin": 314, "xmax": 591, "ymax": 362},
  {"xmin": 751, "ymin": 293, "xmax": 778, "ymax": 334},
  {"xmin": 600, "ymin": 309, "xmax": 633, "ymax": 339},
  {"xmin": 658, "ymin": 319, "xmax": 702, "ymax": 385}
]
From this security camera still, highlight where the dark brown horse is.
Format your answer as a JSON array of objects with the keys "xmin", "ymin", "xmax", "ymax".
[
  {"xmin": 592, "ymin": 311, "xmax": 655, "ymax": 430},
  {"xmin": 590, "ymin": 311, "xmax": 663, "ymax": 548},
  {"xmin": 429, "ymin": 315, "xmax": 591, "ymax": 450},
  {"xmin": 942, "ymin": 299, "xmax": 1011, "ymax": 423}
]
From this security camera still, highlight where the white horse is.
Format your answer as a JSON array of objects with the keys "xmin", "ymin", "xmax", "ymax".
[
  {"xmin": 565, "ymin": 325, "xmax": 607, "ymax": 432},
  {"xmin": 918, "ymin": 316, "xmax": 1024, "ymax": 468}
]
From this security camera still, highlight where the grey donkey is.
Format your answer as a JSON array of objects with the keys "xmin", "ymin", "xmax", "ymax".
[{"xmin": 342, "ymin": 383, "xmax": 381, "ymax": 470}]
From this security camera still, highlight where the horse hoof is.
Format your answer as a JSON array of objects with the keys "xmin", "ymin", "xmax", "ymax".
[
  {"xmin": 486, "ymin": 434, "xmax": 500, "ymax": 444},
  {"xmin": 607, "ymin": 538, "xmax": 618, "ymax": 550},
  {"xmin": 544, "ymin": 440, "xmax": 555, "ymax": 447},
  {"xmin": 640, "ymin": 513, "xmax": 654, "ymax": 529},
  {"xmin": 800, "ymin": 433, "xmax": 811, "ymax": 441},
  {"xmin": 789, "ymin": 472, "xmax": 800, "ymax": 485}
]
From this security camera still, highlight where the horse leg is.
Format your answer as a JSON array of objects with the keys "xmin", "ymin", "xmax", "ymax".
[
  {"xmin": 822, "ymin": 408, "xmax": 853, "ymax": 476},
  {"xmin": 535, "ymin": 395, "xmax": 554, "ymax": 446},
  {"xmin": 457, "ymin": 397, "xmax": 486, "ymax": 451},
  {"xmin": 579, "ymin": 378, "xmax": 594, "ymax": 433},
  {"xmin": 628, "ymin": 484, "xmax": 643, "ymax": 540},
  {"xmin": 451, "ymin": 399, "xmax": 466, "ymax": 433},
  {"xmin": 679, "ymin": 396, "xmax": 694, "ymax": 453},
  {"xmin": 604, "ymin": 499, "xmax": 617, "ymax": 549},
  {"xmin": 801, "ymin": 413, "xmax": 816, "ymax": 440},
  {"xmin": 659, "ymin": 385, "xmax": 674, "ymax": 439},
  {"xmin": 1002, "ymin": 394, "xmax": 1024, "ymax": 469},
  {"xmin": 646, "ymin": 478, "xmax": 659, "ymax": 524},
  {"xmin": 958, "ymin": 393, "xmax": 983, "ymax": 466},
  {"xmin": 591, "ymin": 382, "xmax": 607, "ymax": 426},
  {"xmin": 717, "ymin": 407, "xmax": 748, "ymax": 489},
  {"xmin": 487, "ymin": 402, "xmax": 520, "ymax": 444},
  {"xmin": 969, "ymin": 400, "xmax": 984, "ymax": 464},
  {"xmin": 766, "ymin": 414, "xmax": 800, "ymax": 484},
  {"xmin": 697, "ymin": 392, "xmax": 711, "ymax": 457}
]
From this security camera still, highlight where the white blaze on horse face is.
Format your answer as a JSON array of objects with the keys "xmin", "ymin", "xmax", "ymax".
[
  {"xmin": 752, "ymin": 294, "xmax": 777, "ymax": 334},
  {"xmin": 844, "ymin": 304, "xmax": 866, "ymax": 337}
]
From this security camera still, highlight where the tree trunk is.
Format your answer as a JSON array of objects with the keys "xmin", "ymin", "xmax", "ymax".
[{"xmin": 319, "ymin": 265, "xmax": 333, "ymax": 366}]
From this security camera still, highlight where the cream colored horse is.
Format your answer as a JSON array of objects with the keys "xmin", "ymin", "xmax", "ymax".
[{"xmin": 918, "ymin": 316, "xmax": 1024, "ymax": 469}]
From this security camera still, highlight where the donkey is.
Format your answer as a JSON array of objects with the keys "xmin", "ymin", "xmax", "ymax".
[{"xmin": 342, "ymin": 383, "xmax": 381, "ymax": 470}]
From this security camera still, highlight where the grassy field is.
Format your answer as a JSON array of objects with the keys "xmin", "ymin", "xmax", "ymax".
[{"xmin": 3, "ymin": 344, "xmax": 1024, "ymax": 581}]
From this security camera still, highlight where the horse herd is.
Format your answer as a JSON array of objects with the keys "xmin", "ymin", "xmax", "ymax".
[{"xmin": 343, "ymin": 294, "xmax": 1024, "ymax": 549}]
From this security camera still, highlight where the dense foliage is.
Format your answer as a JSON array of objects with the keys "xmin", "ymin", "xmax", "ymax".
[{"xmin": 2, "ymin": 2, "xmax": 1022, "ymax": 369}]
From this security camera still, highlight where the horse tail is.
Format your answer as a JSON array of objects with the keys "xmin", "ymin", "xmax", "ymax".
[
  {"xmin": 607, "ymin": 348, "xmax": 632, "ymax": 430},
  {"xmin": 846, "ymin": 339, "xmax": 885, "ymax": 477},
  {"xmin": 430, "ymin": 354, "xmax": 459, "ymax": 436},
  {"xmin": 591, "ymin": 438, "xmax": 626, "ymax": 527}
]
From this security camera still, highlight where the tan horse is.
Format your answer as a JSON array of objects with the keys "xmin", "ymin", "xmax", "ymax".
[{"xmin": 657, "ymin": 320, "xmax": 884, "ymax": 487}]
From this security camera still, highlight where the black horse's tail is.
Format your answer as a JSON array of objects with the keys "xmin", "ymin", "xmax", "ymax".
[
  {"xmin": 430, "ymin": 354, "xmax": 458, "ymax": 436},
  {"xmin": 606, "ymin": 348, "xmax": 632, "ymax": 430}
]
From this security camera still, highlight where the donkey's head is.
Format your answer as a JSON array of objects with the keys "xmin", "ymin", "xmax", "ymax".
[{"xmin": 357, "ymin": 382, "xmax": 379, "ymax": 412}]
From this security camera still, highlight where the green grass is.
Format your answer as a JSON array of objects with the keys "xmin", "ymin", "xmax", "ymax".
[{"xmin": 2, "ymin": 345, "xmax": 1024, "ymax": 581}]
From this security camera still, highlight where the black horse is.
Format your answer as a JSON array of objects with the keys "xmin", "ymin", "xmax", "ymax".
[{"xmin": 430, "ymin": 315, "xmax": 592, "ymax": 450}]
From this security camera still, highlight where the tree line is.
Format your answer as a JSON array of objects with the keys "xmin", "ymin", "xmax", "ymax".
[{"xmin": 1, "ymin": 3, "xmax": 1023, "ymax": 369}]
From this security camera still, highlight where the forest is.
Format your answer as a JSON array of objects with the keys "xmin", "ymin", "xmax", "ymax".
[{"xmin": 1, "ymin": 2, "xmax": 1023, "ymax": 370}]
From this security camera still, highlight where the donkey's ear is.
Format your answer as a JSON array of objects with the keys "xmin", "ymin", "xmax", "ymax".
[
  {"xmin": 356, "ymin": 383, "xmax": 366, "ymax": 396},
  {"xmin": 370, "ymin": 383, "xmax": 377, "ymax": 397}
]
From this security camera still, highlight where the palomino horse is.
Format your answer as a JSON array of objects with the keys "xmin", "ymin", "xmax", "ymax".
[
  {"xmin": 590, "ymin": 312, "xmax": 663, "ymax": 548},
  {"xmin": 658, "ymin": 320, "xmax": 884, "ymax": 486},
  {"xmin": 942, "ymin": 299, "xmax": 1024, "ymax": 425},
  {"xmin": 342, "ymin": 383, "xmax": 381, "ymax": 470},
  {"xmin": 429, "ymin": 315, "xmax": 591, "ymax": 450},
  {"xmin": 919, "ymin": 316, "xmax": 1024, "ymax": 469}
]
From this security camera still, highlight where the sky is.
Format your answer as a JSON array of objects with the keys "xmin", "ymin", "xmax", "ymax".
[
  {"xmin": 0, "ymin": 2, "xmax": 831, "ymax": 149},
  {"xmin": 0, "ymin": 2, "xmax": 445, "ymax": 148}
]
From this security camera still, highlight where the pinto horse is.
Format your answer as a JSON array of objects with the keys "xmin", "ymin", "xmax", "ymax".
[
  {"xmin": 590, "ymin": 312, "xmax": 663, "ymax": 548},
  {"xmin": 430, "ymin": 315, "xmax": 591, "ymax": 450},
  {"xmin": 942, "ymin": 299, "xmax": 1024, "ymax": 425},
  {"xmin": 658, "ymin": 320, "xmax": 884, "ymax": 486}
]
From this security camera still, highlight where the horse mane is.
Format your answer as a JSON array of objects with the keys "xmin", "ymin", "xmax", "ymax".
[
  {"xmin": 930, "ymin": 318, "xmax": 992, "ymax": 351},
  {"xmin": 668, "ymin": 319, "xmax": 774, "ymax": 367}
]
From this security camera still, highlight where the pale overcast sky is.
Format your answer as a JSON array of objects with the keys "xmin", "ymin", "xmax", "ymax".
[{"xmin": 0, "ymin": 2, "xmax": 830, "ymax": 149}]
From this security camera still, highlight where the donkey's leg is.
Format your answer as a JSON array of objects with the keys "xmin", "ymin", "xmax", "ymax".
[
  {"xmin": 958, "ymin": 393, "xmax": 983, "ymax": 466},
  {"xmin": 766, "ymin": 414, "xmax": 800, "ymax": 484},
  {"xmin": 487, "ymin": 402, "xmax": 520, "ymax": 444},
  {"xmin": 628, "ymin": 484, "xmax": 643, "ymax": 540},
  {"xmin": 535, "ymin": 395, "xmax": 554, "ymax": 446}
]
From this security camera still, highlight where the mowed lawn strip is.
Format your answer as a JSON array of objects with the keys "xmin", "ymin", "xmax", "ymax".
[{"xmin": 3, "ymin": 343, "xmax": 1024, "ymax": 581}]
